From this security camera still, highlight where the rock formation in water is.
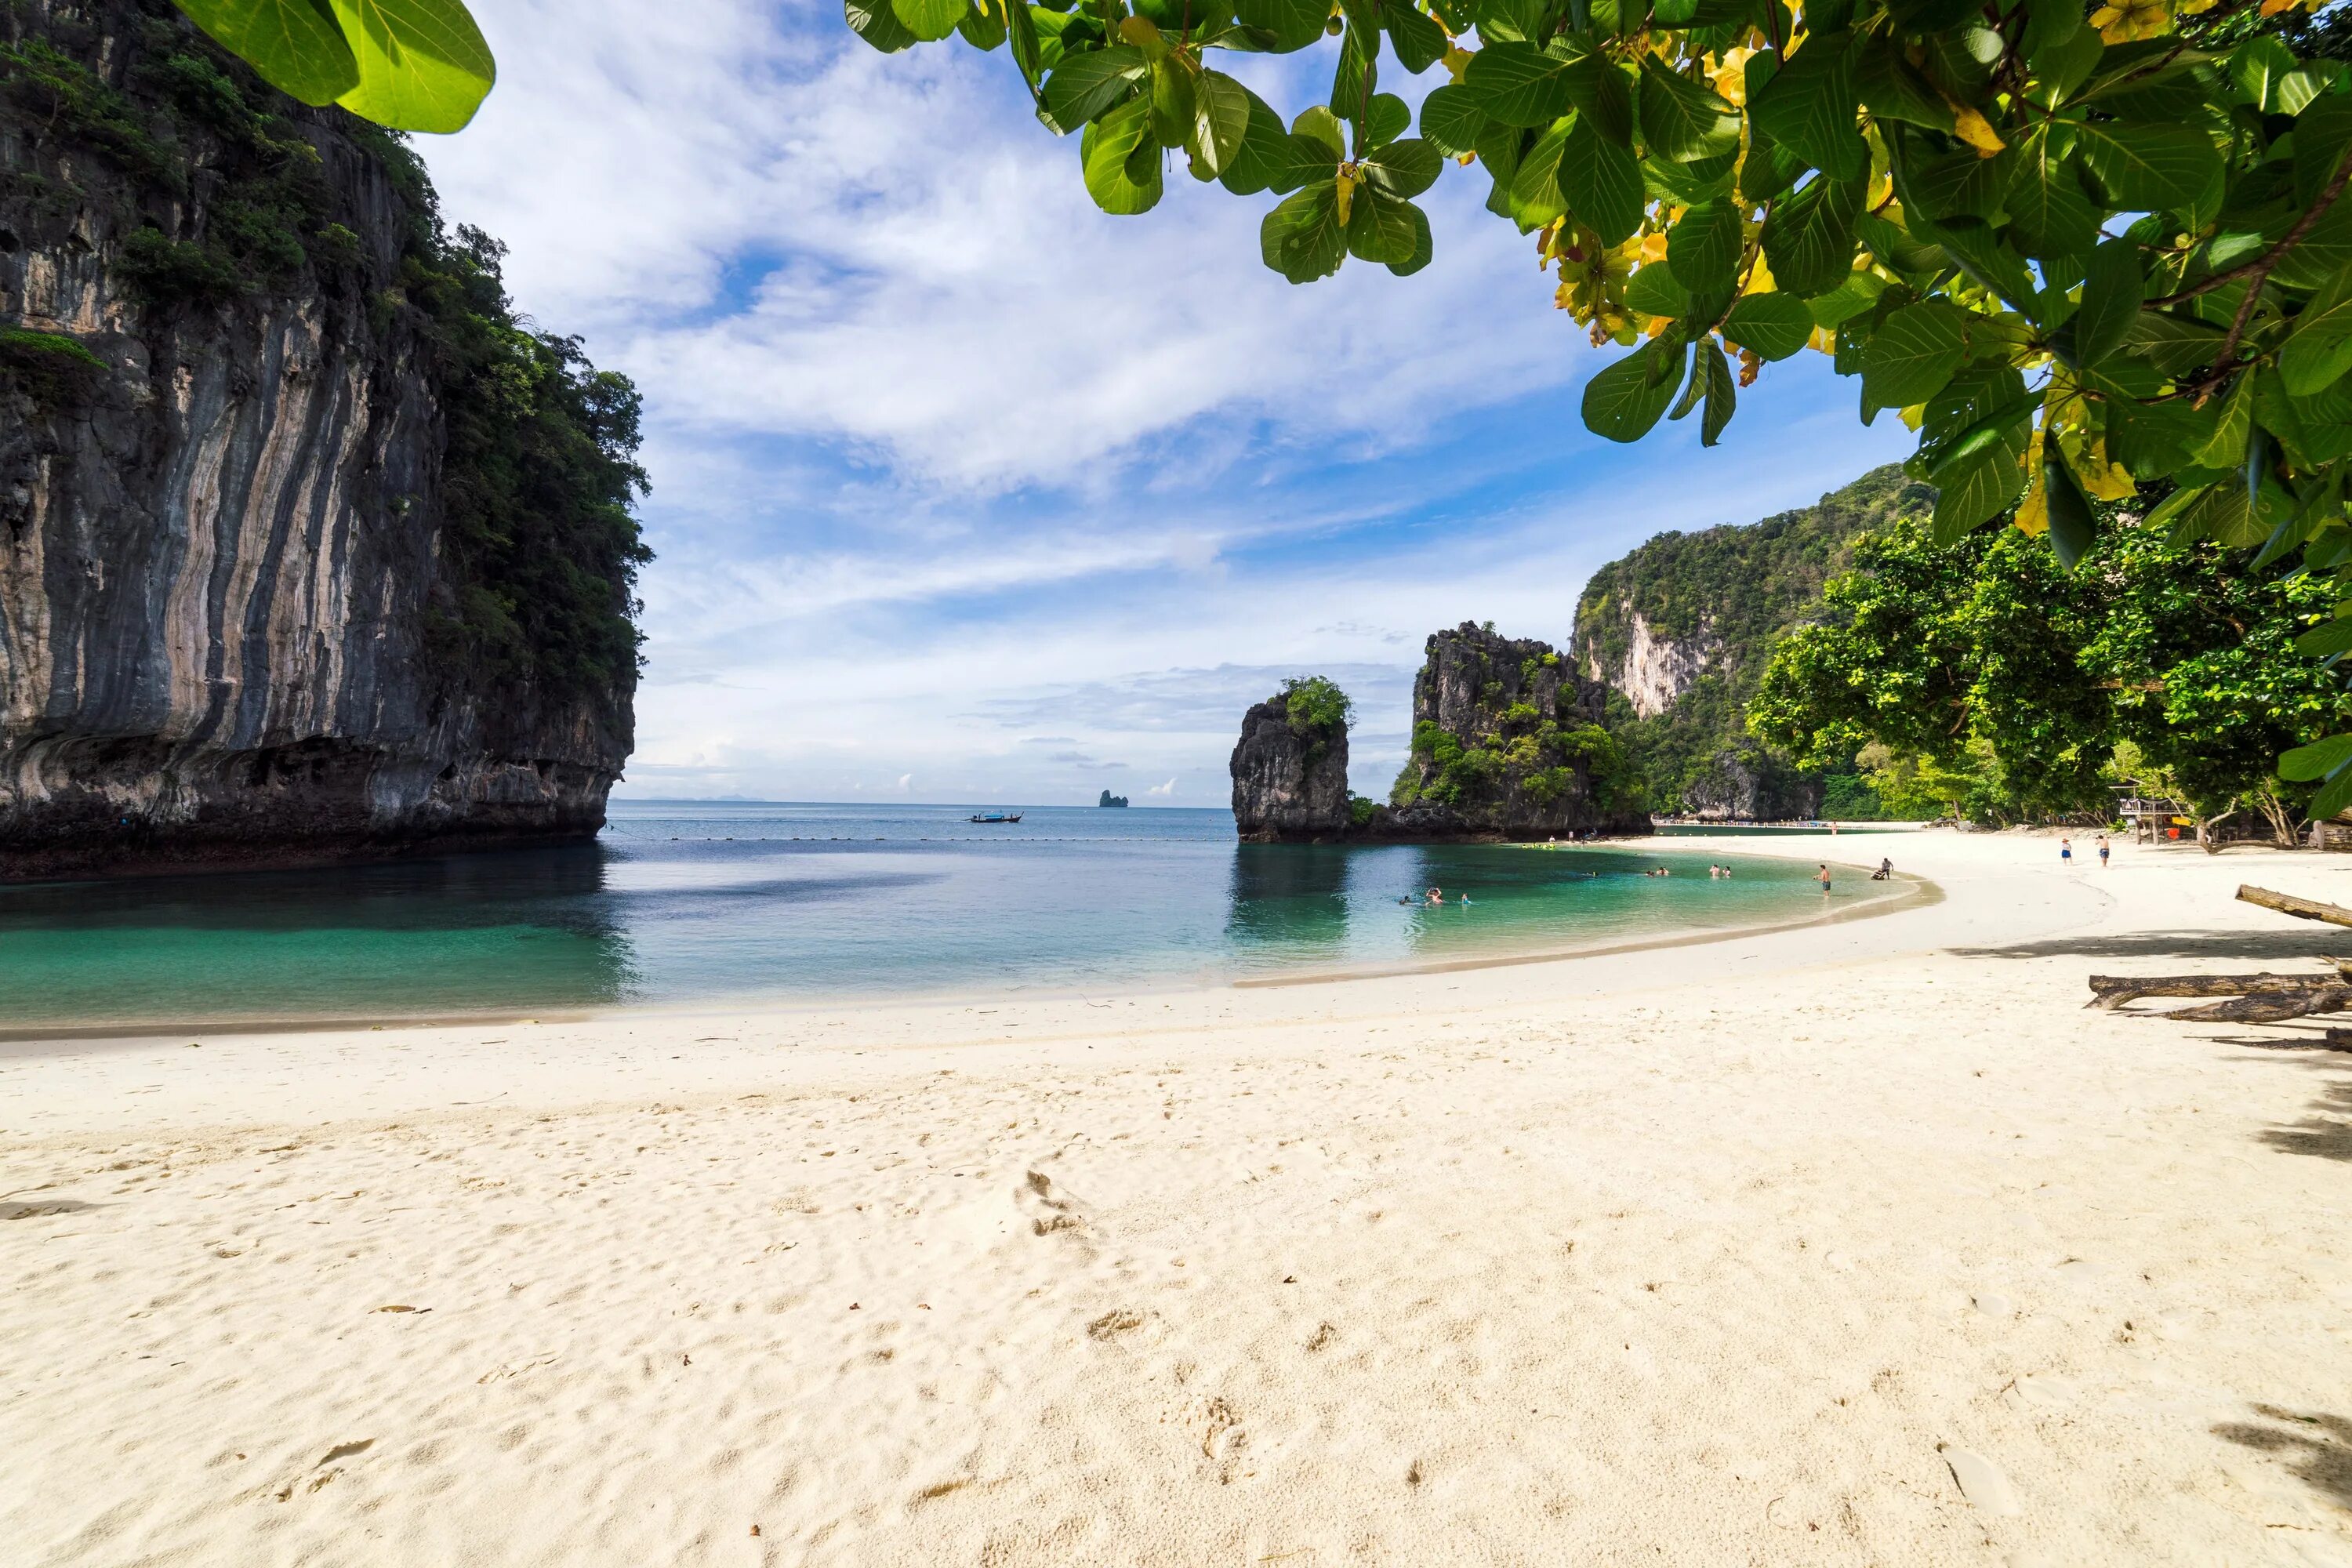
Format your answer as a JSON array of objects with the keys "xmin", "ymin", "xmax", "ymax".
[
  {"xmin": 1384, "ymin": 622, "xmax": 1644, "ymax": 839},
  {"xmin": 0, "ymin": 0, "xmax": 647, "ymax": 878},
  {"xmin": 1097, "ymin": 789, "xmax": 1129, "ymax": 808},
  {"xmin": 1570, "ymin": 466, "xmax": 1932, "ymax": 819},
  {"xmin": 1229, "ymin": 687, "xmax": 1352, "ymax": 842}
]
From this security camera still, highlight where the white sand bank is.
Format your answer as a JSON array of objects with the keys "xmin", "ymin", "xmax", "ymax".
[{"xmin": 4, "ymin": 830, "xmax": 2351, "ymax": 1566}]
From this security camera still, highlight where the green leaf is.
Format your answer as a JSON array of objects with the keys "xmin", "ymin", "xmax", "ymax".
[
  {"xmin": 1346, "ymin": 187, "xmax": 1422, "ymax": 263},
  {"xmin": 2072, "ymin": 238, "xmax": 2142, "ymax": 370},
  {"xmin": 1557, "ymin": 114, "xmax": 1645, "ymax": 245},
  {"xmin": 2310, "ymin": 766, "xmax": 2352, "ymax": 822},
  {"xmin": 1418, "ymin": 84, "xmax": 1488, "ymax": 158},
  {"xmin": 1698, "ymin": 339, "xmax": 1737, "ymax": 445},
  {"xmin": 1043, "ymin": 45, "xmax": 1149, "ymax": 131},
  {"xmin": 1293, "ymin": 104, "xmax": 1348, "ymax": 159},
  {"xmin": 1218, "ymin": 87, "xmax": 1295, "ymax": 194},
  {"xmin": 956, "ymin": 0, "xmax": 1006, "ymax": 52},
  {"xmin": 1363, "ymin": 92, "xmax": 1413, "ymax": 149},
  {"xmin": 2044, "ymin": 443, "xmax": 2096, "ymax": 568},
  {"xmin": 1761, "ymin": 168, "xmax": 1867, "ymax": 297},
  {"xmin": 2021, "ymin": 0, "xmax": 2082, "ymax": 64},
  {"xmin": 1362, "ymin": 137, "xmax": 1442, "ymax": 199},
  {"xmin": 2074, "ymin": 120, "xmax": 2222, "ymax": 215},
  {"xmin": 1906, "ymin": 148, "xmax": 2005, "ymax": 222},
  {"xmin": 1508, "ymin": 120, "xmax": 1572, "ymax": 229},
  {"xmin": 2187, "ymin": 372, "xmax": 2253, "ymax": 469},
  {"xmin": 1270, "ymin": 130, "xmax": 1344, "ymax": 194},
  {"xmin": 1722, "ymin": 292, "xmax": 1816, "ymax": 359},
  {"xmin": 2280, "ymin": 263, "xmax": 2352, "ymax": 398},
  {"xmin": 2272, "ymin": 201, "xmax": 2352, "ymax": 293},
  {"xmin": 2295, "ymin": 96, "xmax": 2352, "ymax": 209},
  {"xmin": 1261, "ymin": 180, "xmax": 1348, "ymax": 281},
  {"xmin": 1081, "ymin": 95, "xmax": 1163, "ymax": 214},
  {"xmin": 1855, "ymin": 36, "xmax": 1952, "ymax": 131},
  {"xmin": 1929, "ymin": 422, "xmax": 2030, "ymax": 543},
  {"xmin": 2229, "ymin": 34, "xmax": 2297, "ymax": 114},
  {"xmin": 1807, "ymin": 269, "xmax": 1884, "ymax": 328},
  {"xmin": 2005, "ymin": 125, "xmax": 2100, "ymax": 262},
  {"xmin": 1625, "ymin": 263, "xmax": 1693, "ymax": 319},
  {"xmin": 172, "ymin": 0, "xmax": 360, "ymax": 105},
  {"xmin": 1582, "ymin": 337, "xmax": 1684, "ymax": 442},
  {"xmin": 2122, "ymin": 310, "xmax": 2224, "ymax": 377},
  {"xmin": 1464, "ymin": 38, "xmax": 1597, "ymax": 129},
  {"xmin": 1749, "ymin": 31, "xmax": 1866, "ymax": 180},
  {"xmin": 1637, "ymin": 55, "xmax": 1740, "ymax": 164},
  {"xmin": 1190, "ymin": 69, "xmax": 1250, "ymax": 176},
  {"xmin": 1860, "ymin": 301, "xmax": 1968, "ymax": 406},
  {"xmin": 1388, "ymin": 201, "xmax": 1436, "ymax": 276},
  {"xmin": 325, "ymin": 0, "xmax": 495, "ymax": 132},
  {"xmin": 1150, "ymin": 56, "xmax": 1197, "ymax": 148},
  {"xmin": 1666, "ymin": 198, "xmax": 1742, "ymax": 294},
  {"xmin": 2281, "ymin": 732, "xmax": 2352, "ymax": 782},
  {"xmin": 1929, "ymin": 217, "xmax": 2039, "ymax": 312},
  {"xmin": 1232, "ymin": 0, "xmax": 1326, "ymax": 52},
  {"xmin": 1384, "ymin": 2, "xmax": 1449, "ymax": 74},
  {"xmin": 886, "ymin": 0, "xmax": 966, "ymax": 39},
  {"xmin": 2294, "ymin": 618, "xmax": 2352, "ymax": 658},
  {"xmin": 2028, "ymin": 24, "xmax": 2103, "ymax": 107}
]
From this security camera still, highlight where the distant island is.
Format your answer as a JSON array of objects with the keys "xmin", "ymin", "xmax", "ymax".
[{"xmin": 1098, "ymin": 790, "xmax": 1130, "ymax": 808}]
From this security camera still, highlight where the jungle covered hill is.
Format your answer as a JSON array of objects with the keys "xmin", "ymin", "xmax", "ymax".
[{"xmin": 1571, "ymin": 466, "xmax": 1929, "ymax": 820}]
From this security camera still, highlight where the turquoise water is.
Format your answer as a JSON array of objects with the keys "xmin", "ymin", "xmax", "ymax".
[{"xmin": 0, "ymin": 803, "xmax": 1901, "ymax": 1029}]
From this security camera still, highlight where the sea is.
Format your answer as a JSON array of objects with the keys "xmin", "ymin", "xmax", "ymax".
[{"xmin": 0, "ymin": 801, "xmax": 1902, "ymax": 1031}]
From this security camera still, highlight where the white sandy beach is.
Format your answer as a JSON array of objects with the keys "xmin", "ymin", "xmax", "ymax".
[{"xmin": 4, "ymin": 830, "xmax": 2350, "ymax": 1566}]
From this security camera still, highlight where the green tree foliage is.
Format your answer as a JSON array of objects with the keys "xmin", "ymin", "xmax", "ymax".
[
  {"xmin": 835, "ymin": 0, "xmax": 2352, "ymax": 789},
  {"xmin": 1749, "ymin": 506, "xmax": 2352, "ymax": 834},
  {"xmin": 1281, "ymin": 673, "xmax": 1357, "ymax": 739}
]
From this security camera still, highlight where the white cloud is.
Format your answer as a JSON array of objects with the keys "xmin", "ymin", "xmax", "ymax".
[{"xmin": 420, "ymin": 1, "xmax": 1919, "ymax": 806}]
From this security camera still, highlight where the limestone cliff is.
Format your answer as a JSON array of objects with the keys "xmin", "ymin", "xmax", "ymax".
[
  {"xmin": 1570, "ymin": 467, "xmax": 1931, "ymax": 818},
  {"xmin": 1385, "ymin": 622, "xmax": 1643, "ymax": 838},
  {"xmin": 0, "ymin": 0, "xmax": 644, "ymax": 877},
  {"xmin": 1229, "ymin": 691, "xmax": 1351, "ymax": 842}
]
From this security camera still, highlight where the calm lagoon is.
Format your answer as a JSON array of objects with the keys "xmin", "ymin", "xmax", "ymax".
[{"xmin": 0, "ymin": 802, "xmax": 1904, "ymax": 1029}]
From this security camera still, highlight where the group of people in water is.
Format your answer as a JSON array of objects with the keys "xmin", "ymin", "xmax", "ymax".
[
  {"xmin": 1393, "ymin": 848, "xmax": 1920, "ymax": 908},
  {"xmin": 1399, "ymin": 887, "xmax": 1473, "ymax": 906}
]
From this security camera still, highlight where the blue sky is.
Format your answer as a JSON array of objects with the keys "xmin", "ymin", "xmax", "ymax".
[{"xmin": 422, "ymin": 0, "xmax": 1915, "ymax": 804}]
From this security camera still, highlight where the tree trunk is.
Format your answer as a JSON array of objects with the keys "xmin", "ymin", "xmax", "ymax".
[
  {"xmin": 2237, "ymin": 884, "xmax": 2352, "ymax": 927},
  {"xmin": 2086, "ymin": 971, "xmax": 2352, "ymax": 1009}
]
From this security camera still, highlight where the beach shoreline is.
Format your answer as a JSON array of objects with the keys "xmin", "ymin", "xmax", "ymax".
[{"xmin": 5, "ymin": 829, "xmax": 2351, "ymax": 1564}]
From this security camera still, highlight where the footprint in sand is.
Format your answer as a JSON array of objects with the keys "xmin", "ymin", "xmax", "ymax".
[
  {"xmin": 1015, "ymin": 1169, "xmax": 1091, "ymax": 1240},
  {"xmin": 1940, "ymin": 1444, "xmax": 2023, "ymax": 1515}
]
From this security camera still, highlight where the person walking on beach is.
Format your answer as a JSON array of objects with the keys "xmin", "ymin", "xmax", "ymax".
[
  {"xmin": 2060, "ymin": 837, "xmax": 2073, "ymax": 866},
  {"xmin": 2097, "ymin": 835, "xmax": 2111, "ymax": 869},
  {"xmin": 1817, "ymin": 864, "xmax": 1832, "ymax": 895}
]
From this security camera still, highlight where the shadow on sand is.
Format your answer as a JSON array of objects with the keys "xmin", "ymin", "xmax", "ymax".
[
  {"xmin": 2213, "ymin": 1406, "xmax": 2352, "ymax": 1509},
  {"xmin": 1947, "ymin": 930, "xmax": 2350, "ymax": 964}
]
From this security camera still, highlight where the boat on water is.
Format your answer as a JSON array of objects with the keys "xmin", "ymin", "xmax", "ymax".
[{"xmin": 968, "ymin": 811, "xmax": 1023, "ymax": 823}]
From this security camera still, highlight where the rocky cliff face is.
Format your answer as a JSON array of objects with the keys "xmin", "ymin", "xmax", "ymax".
[
  {"xmin": 1385, "ymin": 622, "xmax": 1644, "ymax": 838},
  {"xmin": 1602, "ymin": 612, "xmax": 1722, "ymax": 720},
  {"xmin": 1229, "ymin": 695, "xmax": 1351, "ymax": 842},
  {"xmin": 0, "ymin": 0, "xmax": 641, "ymax": 878}
]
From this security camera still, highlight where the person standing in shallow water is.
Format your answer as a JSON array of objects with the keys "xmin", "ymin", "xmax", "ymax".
[{"xmin": 1817, "ymin": 865, "xmax": 1832, "ymax": 895}]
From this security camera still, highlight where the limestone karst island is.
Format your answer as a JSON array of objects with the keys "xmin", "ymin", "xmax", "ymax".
[{"xmin": 6, "ymin": 1, "xmax": 2352, "ymax": 1563}]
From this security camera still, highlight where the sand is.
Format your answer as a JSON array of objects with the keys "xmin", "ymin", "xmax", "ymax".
[{"xmin": 4, "ymin": 829, "xmax": 2351, "ymax": 1566}]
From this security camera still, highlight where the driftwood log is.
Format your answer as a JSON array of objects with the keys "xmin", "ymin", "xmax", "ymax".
[
  {"xmin": 2086, "ymin": 887, "xmax": 2352, "ymax": 1022},
  {"xmin": 2087, "ymin": 968, "xmax": 2352, "ymax": 1008},
  {"xmin": 2236, "ymin": 884, "xmax": 2352, "ymax": 927}
]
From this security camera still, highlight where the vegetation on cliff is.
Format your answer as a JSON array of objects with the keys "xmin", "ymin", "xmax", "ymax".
[
  {"xmin": 1572, "ymin": 466, "xmax": 1930, "ymax": 818},
  {"xmin": 0, "ymin": 0, "xmax": 648, "ymax": 720},
  {"xmin": 1388, "ymin": 624, "xmax": 1638, "ymax": 828},
  {"xmin": 1750, "ymin": 501, "xmax": 2352, "ymax": 840}
]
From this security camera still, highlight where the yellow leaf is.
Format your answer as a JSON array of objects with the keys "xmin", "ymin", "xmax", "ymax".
[
  {"xmin": 1951, "ymin": 103, "xmax": 2005, "ymax": 158},
  {"xmin": 1443, "ymin": 47, "xmax": 1472, "ymax": 83},
  {"xmin": 1334, "ymin": 168, "xmax": 1357, "ymax": 227},
  {"xmin": 1744, "ymin": 253, "xmax": 1777, "ymax": 294}
]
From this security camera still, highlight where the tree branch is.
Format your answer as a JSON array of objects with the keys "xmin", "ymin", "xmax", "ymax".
[{"xmin": 2146, "ymin": 140, "xmax": 2352, "ymax": 311}]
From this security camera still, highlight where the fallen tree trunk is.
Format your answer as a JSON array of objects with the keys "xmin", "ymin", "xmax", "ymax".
[
  {"xmin": 2160, "ymin": 987, "xmax": 2352, "ymax": 1024},
  {"xmin": 2086, "ymin": 972, "xmax": 2352, "ymax": 1010},
  {"xmin": 2237, "ymin": 885, "xmax": 2352, "ymax": 927}
]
